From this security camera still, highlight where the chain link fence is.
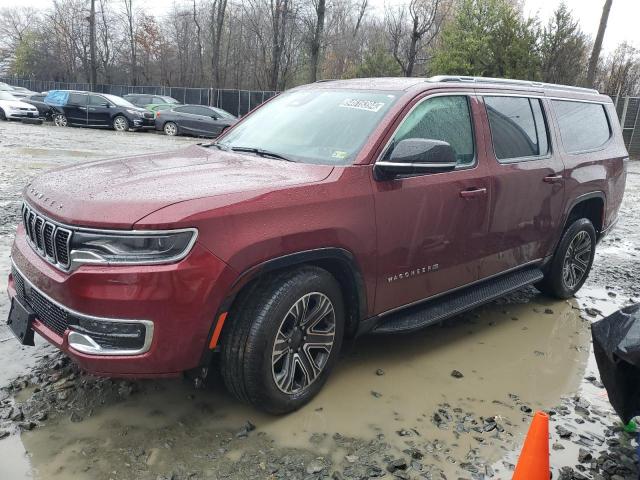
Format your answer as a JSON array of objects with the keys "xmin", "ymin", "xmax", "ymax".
[
  {"xmin": 0, "ymin": 77, "xmax": 278, "ymax": 118},
  {"xmin": 613, "ymin": 95, "xmax": 640, "ymax": 159}
]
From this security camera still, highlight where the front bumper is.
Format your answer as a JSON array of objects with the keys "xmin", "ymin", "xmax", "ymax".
[
  {"xmin": 131, "ymin": 115, "xmax": 155, "ymax": 129},
  {"xmin": 6, "ymin": 110, "xmax": 39, "ymax": 120},
  {"xmin": 8, "ymin": 225, "xmax": 237, "ymax": 377}
]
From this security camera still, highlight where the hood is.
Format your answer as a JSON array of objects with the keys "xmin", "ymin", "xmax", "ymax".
[
  {"xmin": 24, "ymin": 145, "xmax": 334, "ymax": 229},
  {"xmin": 1, "ymin": 99, "xmax": 36, "ymax": 109}
]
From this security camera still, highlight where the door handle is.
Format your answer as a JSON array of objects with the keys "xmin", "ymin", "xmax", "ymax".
[
  {"xmin": 543, "ymin": 174, "xmax": 563, "ymax": 183},
  {"xmin": 459, "ymin": 187, "xmax": 487, "ymax": 198}
]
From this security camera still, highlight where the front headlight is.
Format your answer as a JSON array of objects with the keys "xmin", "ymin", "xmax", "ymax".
[
  {"xmin": 126, "ymin": 109, "xmax": 145, "ymax": 117},
  {"xmin": 69, "ymin": 228, "xmax": 197, "ymax": 266}
]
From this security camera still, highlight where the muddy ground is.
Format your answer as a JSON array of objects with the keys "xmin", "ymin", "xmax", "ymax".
[{"xmin": 0, "ymin": 120, "xmax": 638, "ymax": 480}]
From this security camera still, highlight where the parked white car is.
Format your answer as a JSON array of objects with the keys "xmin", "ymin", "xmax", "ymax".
[{"xmin": 0, "ymin": 91, "xmax": 40, "ymax": 120}]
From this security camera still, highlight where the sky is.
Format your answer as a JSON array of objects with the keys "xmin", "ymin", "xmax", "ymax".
[{"xmin": 6, "ymin": 0, "xmax": 639, "ymax": 55}]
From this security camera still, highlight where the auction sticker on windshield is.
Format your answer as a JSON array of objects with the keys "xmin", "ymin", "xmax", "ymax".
[{"xmin": 339, "ymin": 99, "xmax": 385, "ymax": 112}]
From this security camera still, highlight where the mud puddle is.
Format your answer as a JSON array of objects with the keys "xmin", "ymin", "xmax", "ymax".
[{"xmin": 4, "ymin": 292, "xmax": 595, "ymax": 479}]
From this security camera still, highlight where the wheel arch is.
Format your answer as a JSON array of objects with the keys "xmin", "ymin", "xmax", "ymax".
[
  {"xmin": 563, "ymin": 192, "xmax": 606, "ymax": 237},
  {"xmin": 199, "ymin": 248, "xmax": 367, "ymax": 366}
]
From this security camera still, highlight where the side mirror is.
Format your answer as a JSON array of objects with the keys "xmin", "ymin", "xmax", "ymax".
[{"xmin": 375, "ymin": 139, "xmax": 457, "ymax": 177}]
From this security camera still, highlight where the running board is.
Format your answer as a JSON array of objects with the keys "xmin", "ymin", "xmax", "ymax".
[{"xmin": 372, "ymin": 267, "xmax": 544, "ymax": 334}]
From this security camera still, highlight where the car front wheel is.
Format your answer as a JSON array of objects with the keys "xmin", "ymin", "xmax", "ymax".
[
  {"xmin": 112, "ymin": 115, "xmax": 129, "ymax": 132},
  {"xmin": 53, "ymin": 114, "xmax": 67, "ymax": 127},
  {"xmin": 220, "ymin": 267, "xmax": 344, "ymax": 414},
  {"xmin": 536, "ymin": 218, "xmax": 596, "ymax": 299},
  {"xmin": 0, "ymin": 108, "xmax": 6, "ymax": 121}
]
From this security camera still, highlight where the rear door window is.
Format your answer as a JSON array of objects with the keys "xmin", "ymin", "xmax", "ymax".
[
  {"xmin": 88, "ymin": 95, "xmax": 108, "ymax": 106},
  {"xmin": 175, "ymin": 106, "xmax": 201, "ymax": 115},
  {"xmin": 552, "ymin": 100, "xmax": 611, "ymax": 153},
  {"xmin": 484, "ymin": 96, "xmax": 549, "ymax": 161}
]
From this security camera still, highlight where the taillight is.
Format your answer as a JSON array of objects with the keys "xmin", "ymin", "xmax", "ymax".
[{"xmin": 155, "ymin": 111, "xmax": 160, "ymax": 118}]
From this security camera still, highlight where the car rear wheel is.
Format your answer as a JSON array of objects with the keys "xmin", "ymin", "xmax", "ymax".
[
  {"xmin": 163, "ymin": 122, "xmax": 178, "ymax": 136},
  {"xmin": 220, "ymin": 267, "xmax": 344, "ymax": 414},
  {"xmin": 535, "ymin": 218, "xmax": 596, "ymax": 299},
  {"xmin": 53, "ymin": 114, "xmax": 67, "ymax": 127},
  {"xmin": 112, "ymin": 115, "xmax": 129, "ymax": 132}
]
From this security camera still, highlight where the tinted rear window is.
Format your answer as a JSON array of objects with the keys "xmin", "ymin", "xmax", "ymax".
[
  {"xmin": 552, "ymin": 100, "xmax": 611, "ymax": 153},
  {"xmin": 485, "ymin": 96, "xmax": 549, "ymax": 161}
]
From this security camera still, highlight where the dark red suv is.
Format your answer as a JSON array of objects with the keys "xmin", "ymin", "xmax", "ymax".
[{"xmin": 7, "ymin": 76, "xmax": 628, "ymax": 413}]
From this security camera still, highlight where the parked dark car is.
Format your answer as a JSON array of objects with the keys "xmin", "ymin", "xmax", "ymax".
[
  {"xmin": 22, "ymin": 93, "xmax": 55, "ymax": 119},
  {"xmin": 123, "ymin": 94, "xmax": 180, "ymax": 111},
  {"xmin": 155, "ymin": 104, "xmax": 237, "ymax": 137},
  {"xmin": 45, "ymin": 90, "xmax": 154, "ymax": 131},
  {"xmin": 7, "ymin": 76, "xmax": 628, "ymax": 414}
]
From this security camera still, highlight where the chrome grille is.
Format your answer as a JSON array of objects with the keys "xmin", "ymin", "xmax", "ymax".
[{"xmin": 22, "ymin": 203, "xmax": 72, "ymax": 270}]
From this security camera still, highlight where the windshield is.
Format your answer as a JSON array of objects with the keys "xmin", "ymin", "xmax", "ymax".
[
  {"xmin": 0, "ymin": 92, "xmax": 17, "ymax": 100},
  {"xmin": 217, "ymin": 89, "xmax": 398, "ymax": 165},
  {"xmin": 103, "ymin": 93, "xmax": 137, "ymax": 108}
]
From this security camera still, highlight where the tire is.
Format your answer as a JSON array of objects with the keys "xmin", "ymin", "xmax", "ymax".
[
  {"xmin": 163, "ymin": 121, "xmax": 178, "ymax": 136},
  {"xmin": 112, "ymin": 115, "xmax": 129, "ymax": 132},
  {"xmin": 535, "ymin": 218, "xmax": 596, "ymax": 299},
  {"xmin": 220, "ymin": 267, "xmax": 345, "ymax": 414},
  {"xmin": 53, "ymin": 114, "xmax": 67, "ymax": 127},
  {"xmin": 0, "ymin": 108, "xmax": 6, "ymax": 121}
]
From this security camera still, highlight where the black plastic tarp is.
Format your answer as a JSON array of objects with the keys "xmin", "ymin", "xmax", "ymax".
[{"xmin": 592, "ymin": 303, "xmax": 640, "ymax": 424}]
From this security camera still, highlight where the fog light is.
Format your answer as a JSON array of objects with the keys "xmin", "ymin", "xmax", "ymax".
[{"xmin": 68, "ymin": 318, "xmax": 153, "ymax": 355}]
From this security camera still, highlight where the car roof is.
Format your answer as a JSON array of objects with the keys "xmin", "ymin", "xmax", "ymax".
[{"xmin": 295, "ymin": 75, "xmax": 611, "ymax": 102}]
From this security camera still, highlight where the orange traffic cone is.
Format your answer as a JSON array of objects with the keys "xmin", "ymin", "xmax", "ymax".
[{"xmin": 512, "ymin": 411, "xmax": 550, "ymax": 480}]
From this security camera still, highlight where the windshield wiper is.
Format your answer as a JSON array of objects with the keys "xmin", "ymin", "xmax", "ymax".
[
  {"xmin": 230, "ymin": 146, "xmax": 295, "ymax": 162},
  {"xmin": 201, "ymin": 141, "xmax": 228, "ymax": 150}
]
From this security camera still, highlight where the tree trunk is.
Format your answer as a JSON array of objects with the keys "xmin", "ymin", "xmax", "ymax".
[
  {"xmin": 124, "ymin": 0, "xmax": 137, "ymax": 85},
  {"xmin": 270, "ymin": 0, "xmax": 288, "ymax": 91},
  {"xmin": 308, "ymin": 0, "xmax": 326, "ymax": 83},
  {"xmin": 210, "ymin": 0, "xmax": 227, "ymax": 89},
  {"xmin": 406, "ymin": 16, "xmax": 419, "ymax": 77},
  {"xmin": 89, "ymin": 0, "xmax": 97, "ymax": 85},
  {"xmin": 586, "ymin": 0, "xmax": 613, "ymax": 87}
]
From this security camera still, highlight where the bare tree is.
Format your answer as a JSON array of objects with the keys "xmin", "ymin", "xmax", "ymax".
[
  {"xmin": 586, "ymin": 0, "xmax": 613, "ymax": 87},
  {"xmin": 88, "ymin": 0, "xmax": 97, "ymax": 85},
  {"xmin": 597, "ymin": 42, "xmax": 640, "ymax": 97},
  {"xmin": 307, "ymin": 0, "xmax": 326, "ymax": 82},
  {"xmin": 0, "ymin": 6, "xmax": 39, "ymax": 48},
  {"xmin": 386, "ymin": 0, "xmax": 444, "ymax": 77},
  {"xmin": 209, "ymin": 0, "xmax": 228, "ymax": 88},
  {"xmin": 122, "ymin": 0, "xmax": 137, "ymax": 85},
  {"xmin": 269, "ymin": 0, "xmax": 290, "ymax": 90}
]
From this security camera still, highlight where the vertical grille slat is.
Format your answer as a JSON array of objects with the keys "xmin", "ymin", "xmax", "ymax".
[
  {"xmin": 43, "ymin": 223, "xmax": 56, "ymax": 259},
  {"xmin": 34, "ymin": 217, "xmax": 44, "ymax": 250},
  {"xmin": 21, "ymin": 204, "xmax": 72, "ymax": 270},
  {"xmin": 54, "ymin": 229, "xmax": 71, "ymax": 267}
]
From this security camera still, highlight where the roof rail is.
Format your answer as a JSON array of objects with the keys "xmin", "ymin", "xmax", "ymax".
[{"xmin": 426, "ymin": 75, "xmax": 599, "ymax": 95}]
